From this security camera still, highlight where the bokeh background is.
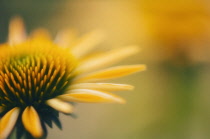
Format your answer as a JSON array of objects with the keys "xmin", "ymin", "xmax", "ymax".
[{"xmin": 1, "ymin": 0, "xmax": 210, "ymax": 139}]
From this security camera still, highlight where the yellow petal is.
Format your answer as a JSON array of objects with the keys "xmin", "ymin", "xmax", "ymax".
[
  {"xmin": 55, "ymin": 29, "xmax": 77, "ymax": 48},
  {"xmin": 69, "ymin": 83, "xmax": 134, "ymax": 91},
  {"xmin": 0, "ymin": 107, "xmax": 20, "ymax": 139},
  {"xmin": 30, "ymin": 28, "xmax": 51, "ymax": 41},
  {"xmin": 71, "ymin": 30, "xmax": 104, "ymax": 58},
  {"xmin": 58, "ymin": 89, "xmax": 126, "ymax": 104},
  {"xmin": 22, "ymin": 106, "xmax": 43, "ymax": 138},
  {"xmin": 76, "ymin": 45, "xmax": 140, "ymax": 73},
  {"xmin": 8, "ymin": 16, "xmax": 26, "ymax": 45},
  {"xmin": 74, "ymin": 64, "xmax": 146, "ymax": 83},
  {"xmin": 46, "ymin": 98, "xmax": 73, "ymax": 113}
]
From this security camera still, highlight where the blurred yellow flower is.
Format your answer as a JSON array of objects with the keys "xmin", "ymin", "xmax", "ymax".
[
  {"xmin": 141, "ymin": 0, "xmax": 210, "ymax": 64},
  {"xmin": 0, "ymin": 17, "xmax": 145, "ymax": 139}
]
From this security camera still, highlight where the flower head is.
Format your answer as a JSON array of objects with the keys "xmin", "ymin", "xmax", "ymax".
[{"xmin": 0, "ymin": 16, "xmax": 146, "ymax": 139}]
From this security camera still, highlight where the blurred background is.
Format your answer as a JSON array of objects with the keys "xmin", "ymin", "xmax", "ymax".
[{"xmin": 1, "ymin": 0, "xmax": 210, "ymax": 139}]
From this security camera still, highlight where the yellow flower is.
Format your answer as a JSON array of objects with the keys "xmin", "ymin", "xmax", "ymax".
[
  {"xmin": 141, "ymin": 0, "xmax": 210, "ymax": 64},
  {"xmin": 0, "ymin": 17, "xmax": 146, "ymax": 139}
]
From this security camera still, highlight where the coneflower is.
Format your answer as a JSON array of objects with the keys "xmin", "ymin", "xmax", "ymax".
[{"xmin": 0, "ymin": 17, "xmax": 146, "ymax": 139}]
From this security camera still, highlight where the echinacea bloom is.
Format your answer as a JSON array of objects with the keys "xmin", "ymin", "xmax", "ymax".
[{"xmin": 0, "ymin": 17, "xmax": 146, "ymax": 139}]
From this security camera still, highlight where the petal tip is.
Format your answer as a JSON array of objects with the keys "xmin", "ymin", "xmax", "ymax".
[
  {"xmin": 116, "ymin": 97, "xmax": 126, "ymax": 104},
  {"xmin": 126, "ymin": 85, "xmax": 135, "ymax": 90},
  {"xmin": 46, "ymin": 98, "xmax": 74, "ymax": 114},
  {"xmin": 136, "ymin": 64, "xmax": 147, "ymax": 72}
]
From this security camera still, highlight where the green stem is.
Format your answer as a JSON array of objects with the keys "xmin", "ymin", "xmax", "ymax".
[{"xmin": 164, "ymin": 63, "xmax": 200, "ymax": 139}]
